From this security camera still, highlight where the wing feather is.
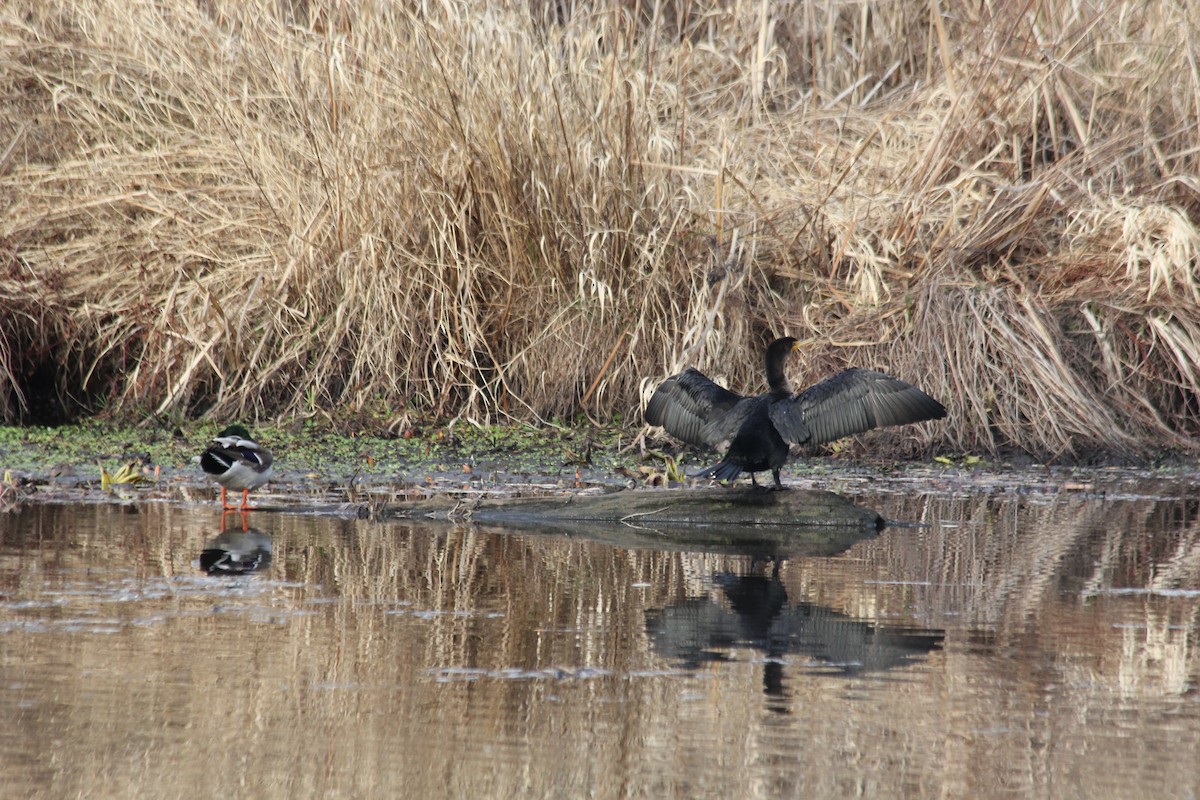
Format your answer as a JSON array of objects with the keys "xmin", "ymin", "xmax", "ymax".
[
  {"xmin": 645, "ymin": 368, "xmax": 744, "ymax": 449},
  {"xmin": 769, "ymin": 368, "xmax": 946, "ymax": 446},
  {"xmin": 201, "ymin": 435, "xmax": 274, "ymax": 476}
]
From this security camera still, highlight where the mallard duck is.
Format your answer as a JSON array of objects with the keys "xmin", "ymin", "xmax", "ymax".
[
  {"xmin": 199, "ymin": 528, "xmax": 273, "ymax": 575},
  {"xmin": 199, "ymin": 424, "xmax": 274, "ymax": 510},
  {"xmin": 644, "ymin": 337, "xmax": 946, "ymax": 488}
]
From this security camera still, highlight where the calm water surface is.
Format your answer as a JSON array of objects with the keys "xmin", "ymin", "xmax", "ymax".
[{"xmin": 2, "ymin": 477, "xmax": 1200, "ymax": 799}]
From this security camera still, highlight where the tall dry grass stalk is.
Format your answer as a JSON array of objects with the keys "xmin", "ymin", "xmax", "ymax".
[{"xmin": 1, "ymin": 0, "xmax": 1198, "ymax": 457}]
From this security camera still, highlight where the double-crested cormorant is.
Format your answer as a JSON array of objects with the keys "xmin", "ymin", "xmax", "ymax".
[
  {"xmin": 200, "ymin": 424, "xmax": 275, "ymax": 510},
  {"xmin": 644, "ymin": 337, "xmax": 946, "ymax": 488}
]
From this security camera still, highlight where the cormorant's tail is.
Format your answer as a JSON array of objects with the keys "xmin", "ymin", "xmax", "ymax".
[{"xmin": 694, "ymin": 461, "xmax": 743, "ymax": 483}]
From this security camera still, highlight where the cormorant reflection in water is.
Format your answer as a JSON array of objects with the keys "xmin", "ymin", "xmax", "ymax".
[{"xmin": 645, "ymin": 564, "xmax": 943, "ymax": 705}]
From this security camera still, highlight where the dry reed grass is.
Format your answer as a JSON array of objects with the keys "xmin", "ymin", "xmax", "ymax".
[{"xmin": 1, "ymin": 0, "xmax": 1198, "ymax": 457}]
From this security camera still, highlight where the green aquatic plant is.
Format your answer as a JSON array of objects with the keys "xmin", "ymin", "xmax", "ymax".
[
  {"xmin": 933, "ymin": 454, "xmax": 984, "ymax": 467},
  {"xmin": 99, "ymin": 461, "xmax": 150, "ymax": 491}
]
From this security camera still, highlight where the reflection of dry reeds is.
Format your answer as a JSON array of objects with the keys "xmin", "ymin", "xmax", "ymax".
[
  {"xmin": 816, "ymin": 492, "xmax": 1200, "ymax": 700},
  {"xmin": 0, "ymin": 2, "xmax": 1197, "ymax": 456},
  {"xmin": 5, "ymin": 500, "xmax": 1200, "ymax": 797},
  {"xmin": 834, "ymin": 492, "xmax": 1200, "ymax": 624}
]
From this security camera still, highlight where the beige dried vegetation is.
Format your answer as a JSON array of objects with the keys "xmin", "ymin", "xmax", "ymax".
[{"xmin": 1, "ymin": 0, "xmax": 1198, "ymax": 458}]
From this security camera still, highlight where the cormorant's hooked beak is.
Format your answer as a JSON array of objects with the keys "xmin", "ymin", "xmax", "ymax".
[{"xmin": 789, "ymin": 338, "xmax": 815, "ymax": 352}]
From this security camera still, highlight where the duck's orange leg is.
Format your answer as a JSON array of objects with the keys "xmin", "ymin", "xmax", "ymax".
[{"xmin": 219, "ymin": 508, "xmax": 250, "ymax": 531}]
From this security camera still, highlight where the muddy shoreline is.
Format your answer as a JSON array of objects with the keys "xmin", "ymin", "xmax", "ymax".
[{"xmin": 3, "ymin": 423, "xmax": 1198, "ymax": 530}]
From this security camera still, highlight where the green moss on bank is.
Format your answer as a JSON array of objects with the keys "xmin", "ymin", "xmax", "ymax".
[{"xmin": 0, "ymin": 420, "xmax": 634, "ymax": 485}]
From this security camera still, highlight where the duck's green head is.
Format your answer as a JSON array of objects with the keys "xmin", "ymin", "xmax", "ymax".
[{"xmin": 216, "ymin": 424, "xmax": 253, "ymax": 440}]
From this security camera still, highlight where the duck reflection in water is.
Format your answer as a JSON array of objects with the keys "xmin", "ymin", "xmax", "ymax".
[
  {"xmin": 199, "ymin": 511, "xmax": 273, "ymax": 575},
  {"xmin": 645, "ymin": 562, "xmax": 943, "ymax": 699}
]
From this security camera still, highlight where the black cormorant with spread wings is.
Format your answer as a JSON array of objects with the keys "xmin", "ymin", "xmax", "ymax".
[{"xmin": 644, "ymin": 337, "xmax": 946, "ymax": 488}]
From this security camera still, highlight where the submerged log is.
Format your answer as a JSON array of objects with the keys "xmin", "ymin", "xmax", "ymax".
[
  {"xmin": 383, "ymin": 487, "xmax": 884, "ymax": 531},
  {"xmin": 382, "ymin": 488, "xmax": 885, "ymax": 557},
  {"xmin": 470, "ymin": 518, "xmax": 881, "ymax": 559}
]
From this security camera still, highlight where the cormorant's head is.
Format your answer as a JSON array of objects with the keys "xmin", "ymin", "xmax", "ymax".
[
  {"xmin": 771, "ymin": 337, "xmax": 801, "ymax": 353},
  {"xmin": 765, "ymin": 337, "xmax": 804, "ymax": 393}
]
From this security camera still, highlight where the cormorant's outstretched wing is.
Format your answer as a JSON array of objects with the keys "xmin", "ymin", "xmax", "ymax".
[
  {"xmin": 769, "ymin": 368, "xmax": 946, "ymax": 447},
  {"xmin": 645, "ymin": 368, "xmax": 744, "ymax": 448}
]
